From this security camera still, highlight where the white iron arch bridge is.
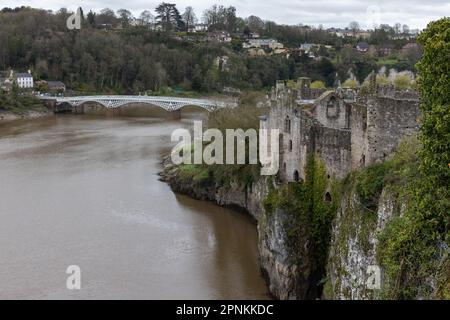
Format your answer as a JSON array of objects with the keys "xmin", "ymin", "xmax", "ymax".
[{"xmin": 51, "ymin": 95, "xmax": 237, "ymax": 112}]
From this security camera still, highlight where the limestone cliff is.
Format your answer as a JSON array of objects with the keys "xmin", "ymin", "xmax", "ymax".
[{"xmin": 326, "ymin": 187, "xmax": 399, "ymax": 299}]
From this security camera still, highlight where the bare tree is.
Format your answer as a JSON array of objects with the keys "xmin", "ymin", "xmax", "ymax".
[
  {"xmin": 202, "ymin": 5, "xmax": 236, "ymax": 32},
  {"xmin": 349, "ymin": 21, "xmax": 360, "ymax": 36},
  {"xmin": 245, "ymin": 15, "xmax": 264, "ymax": 33},
  {"xmin": 97, "ymin": 8, "xmax": 116, "ymax": 26},
  {"xmin": 182, "ymin": 6, "xmax": 197, "ymax": 32},
  {"xmin": 394, "ymin": 22, "xmax": 401, "ymax": 34},
  {"xmin": 402, "ymin": 24, "xmax": 410, "ymax": 35},
  {"xmin": 140, "ymin": 10, "xmax": 155, "ymax": 29},
  {"xmin": 117, "ymin": 9, "xmax": 133, "ymax": 27}
]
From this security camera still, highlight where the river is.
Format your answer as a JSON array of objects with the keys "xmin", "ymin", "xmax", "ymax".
[{"xmin": 0, "ymin": 115, "xmax": 269, "ymax": 299}]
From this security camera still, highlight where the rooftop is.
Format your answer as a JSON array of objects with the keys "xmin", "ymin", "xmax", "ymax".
[{"xmin": 14, "ymin": 73, "xmax": 32, "ymax": 78}]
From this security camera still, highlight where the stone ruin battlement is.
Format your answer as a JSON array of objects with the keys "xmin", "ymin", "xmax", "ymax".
[{"xmin": 260, "ymin": 77, "xmax": 420, "ymax": 184}]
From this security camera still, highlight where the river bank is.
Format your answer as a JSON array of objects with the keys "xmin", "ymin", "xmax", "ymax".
[{"xmin": 0, "ymin": 110, "xmax": 51, "ymax": 121}]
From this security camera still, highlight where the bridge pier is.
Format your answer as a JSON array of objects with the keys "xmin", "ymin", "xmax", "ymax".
[
  {"xmin": 170, "ymin": 110, "xmax": 181, "ymax": 120},
  {"xmin": 70, "ymin": 104, "xmax": 85, "ymax": 114}
]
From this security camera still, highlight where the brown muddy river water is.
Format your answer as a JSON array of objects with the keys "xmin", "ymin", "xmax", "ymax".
[{"xmin": 0, "ymin": 115, "xmax": 268, "ymax": 299}]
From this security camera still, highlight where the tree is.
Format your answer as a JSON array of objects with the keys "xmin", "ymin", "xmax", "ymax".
[
  {"xmin": 97, "ymin": 8, "xmax": 116, "ymax": 25},
  {"xmin": 377, "ymin": 18, "xmax": 450, "ymax": 299},
  {"xmin": 182, "ymin": 6, "xmax": 197, "ymax": 32},
  {"xmin": 349, "ymin": 21, "xmax": 360, "ymax": 36},
  {"xmin": 203, "ymin": 5, "xmax": 224, "ymax": 31},
  {"xmin": 117, "ymin": 9, "xmax": 133, "ymax": 27},
  {"xmin": 402, "ymin": 24, "xmax": 410, "ymax": 35},
  {"xmin": 139, "ymin": 10, "xmax": 155, "ymax": 29},
  {"xmin": 246, "ymin": 15, "xmax": 264, "ymax": 33},
  {"xmin": 86, "ymin": 10, "xmax": 96, "ymax": 27},
  {"xmin": 416, "ymin": 18, "xmax": 450, "ymax": 187},
  {"xmin": 223, "ymin": 6, "xmax": 237, "ymax": 33},
  {"xmin": 393, "ymin": 22, "xmax": 401, "ymax": 34},
  {"xmin": 203, "ymin": 5, "xmax": 237, "ymax": 32},
  {"xmin": 155, "ymin": 2, "xmax": 183, "ymax": 32}
]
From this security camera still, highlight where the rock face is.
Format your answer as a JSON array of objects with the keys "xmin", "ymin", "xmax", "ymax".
[
  {"xmin": 160, "ymin": 160, "xmax": 307, "ymax": 299},
  {"xmin": 327, "ymin": 188, "xmax": 398, "ymax": 299},
  {"xmin": 258, "ymin": 208, "xmax": 313, "ymax": 299}
]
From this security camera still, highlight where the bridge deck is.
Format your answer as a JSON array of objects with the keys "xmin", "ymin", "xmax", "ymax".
[{"xmin": 40, "ymin": 95, "xmax": 237, "ymax": 112}]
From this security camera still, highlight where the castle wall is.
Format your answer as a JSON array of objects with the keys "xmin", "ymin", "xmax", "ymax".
[
  {"xmin": 312, "ymin": 92, "xmax": 350, "ymax": 130},
  {"xmin": 260, "ymin": 79, "xmax": 420, "ymax": 183},
  {"xmin": 366, "ymin": 97, "xmax": 420, "ymax": 164},
  {"xmin": 264, "ymin": 103, "xmax": 303, "ymax": 183},
  {"xmin": 350, "ymin": 103, "xmax": 368, "ymax": 170},
  {"xmin": 313, "ymin": 125, "xmax": 352, "ymax": 179}
]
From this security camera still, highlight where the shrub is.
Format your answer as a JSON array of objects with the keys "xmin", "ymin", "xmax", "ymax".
[
  {"xmin": 342, "ymin": 79, "xmax": 359, "ymax": 88},
  {"xmin": 394, "ymin": 74, "xmax": 411, "ymax": 90},
  {"xmin": 376, "ymin": 74, "xmax": 390, "ymax": 86},
  {"xmin": 311, "ymin": 80, "xmax": 326, "ymax": 89},
  {"xmin": 355, "ymin": 163, "xmax": 388, "ymax": 208}
]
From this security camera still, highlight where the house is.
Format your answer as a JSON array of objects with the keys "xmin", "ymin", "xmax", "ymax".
[
  {"xmin": 0, "ymin": 77, "xmax": 7, "ymax": 91},
  {"xmin": 355, "ymin": 31, "xmax": 371, "ymax": 39},
  {"xmin": 243, "ymin": 39, "xmax": 284, "ymax": 50},
  {"xmin": 378, "ymin": 43, "xmax": 394, "ymax": 56},
  {"xmin": 300, "ymin": 43, "xmax": 314, "ymax": 53},
  {"xmin": 299, "ymin": 43, "xmax": 317, "ymax": 58},
  {"xmin": 273, "ymin": 48, "xmax": 290, "ymax": 58},
  {"xmin": 0, "ymin": 70, "xmax": 13, "ymax": 92},
  {"xmin": 356, "ymin": 42, "xmax": 369, "ymax": 52},
  {"xmin": 401, "ymin": 43, "xmax": 421, "ymax": 55},
  {"xmin": 207, "ymin": 31, "xmax": 232, "ymax": 43},
  {"xmin": 47, "ymin": 81, "xmax": 66, "ymax": 92},
  {"xmin": 215, "ymin": 56, "xmax": 229, "ymax": 72},
  {"xmin": 248, "ymin": 48, "xmax": 266, "ymax": 56},
  {"xmin": 193, "ymin": 24, "xmax": 208, "ymax": 32},
  {"xmin": 14, "ymin": 71, "xmax": 33, "ymax": 88},
  {"xmin": 130, "ymin": 18, "xmax": 144, "ymax": 27}
]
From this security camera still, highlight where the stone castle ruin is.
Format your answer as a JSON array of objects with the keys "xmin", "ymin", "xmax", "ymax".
[{"xmin": 260, "ymin": 77, "xmax": 420, "ymax": 183}]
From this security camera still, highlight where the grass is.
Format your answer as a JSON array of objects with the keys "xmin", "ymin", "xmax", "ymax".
[{"xmin": 376, "ymin": 58, "xmax": 399, "ymax": 66}]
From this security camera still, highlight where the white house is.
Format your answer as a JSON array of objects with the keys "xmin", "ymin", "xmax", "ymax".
[
  {"xmin": 243, "ymin": 39, "xmax": 284, "ymax": 50},
  {"xmin": 14, "ymin": 71, "xmax": 34, "ymax": 88}
]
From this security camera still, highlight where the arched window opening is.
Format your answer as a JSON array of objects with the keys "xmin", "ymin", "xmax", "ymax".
[
  {"xmin": 325, "ymin": 192, "xmax": 332, "ymax": 202},
  {"xmin": 326, "ymin": 96, "xmax": 339, "ymax": 118},
  {"xmin": 279, "ymin": 134, "xmax": 284, "ymax": 152},
  {"xmin": 289, "ymin": 140, "xmax": 293, "ymax": 151},
  {"xmin": 293, "ymin": 170, "xmax": 299, "ymax": 182},
  {"xmin": 285, "ymin": 116, "xmax": 291, "ymax": 133}
]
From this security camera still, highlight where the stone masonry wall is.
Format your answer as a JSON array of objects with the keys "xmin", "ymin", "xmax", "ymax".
[{"xmin": 365, "ymin": 96, "xmax": 420, "ymax": 164}]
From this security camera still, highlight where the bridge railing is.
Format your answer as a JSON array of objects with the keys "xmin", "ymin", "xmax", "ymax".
[{"xmin": 39, "ymin": 95, "xmax": 237, "ymax": 111}]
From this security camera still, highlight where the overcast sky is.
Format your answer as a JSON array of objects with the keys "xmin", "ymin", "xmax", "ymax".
[{"xmin": 2, "ymin": 0, "xmax": 449, "ymax": 30}]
